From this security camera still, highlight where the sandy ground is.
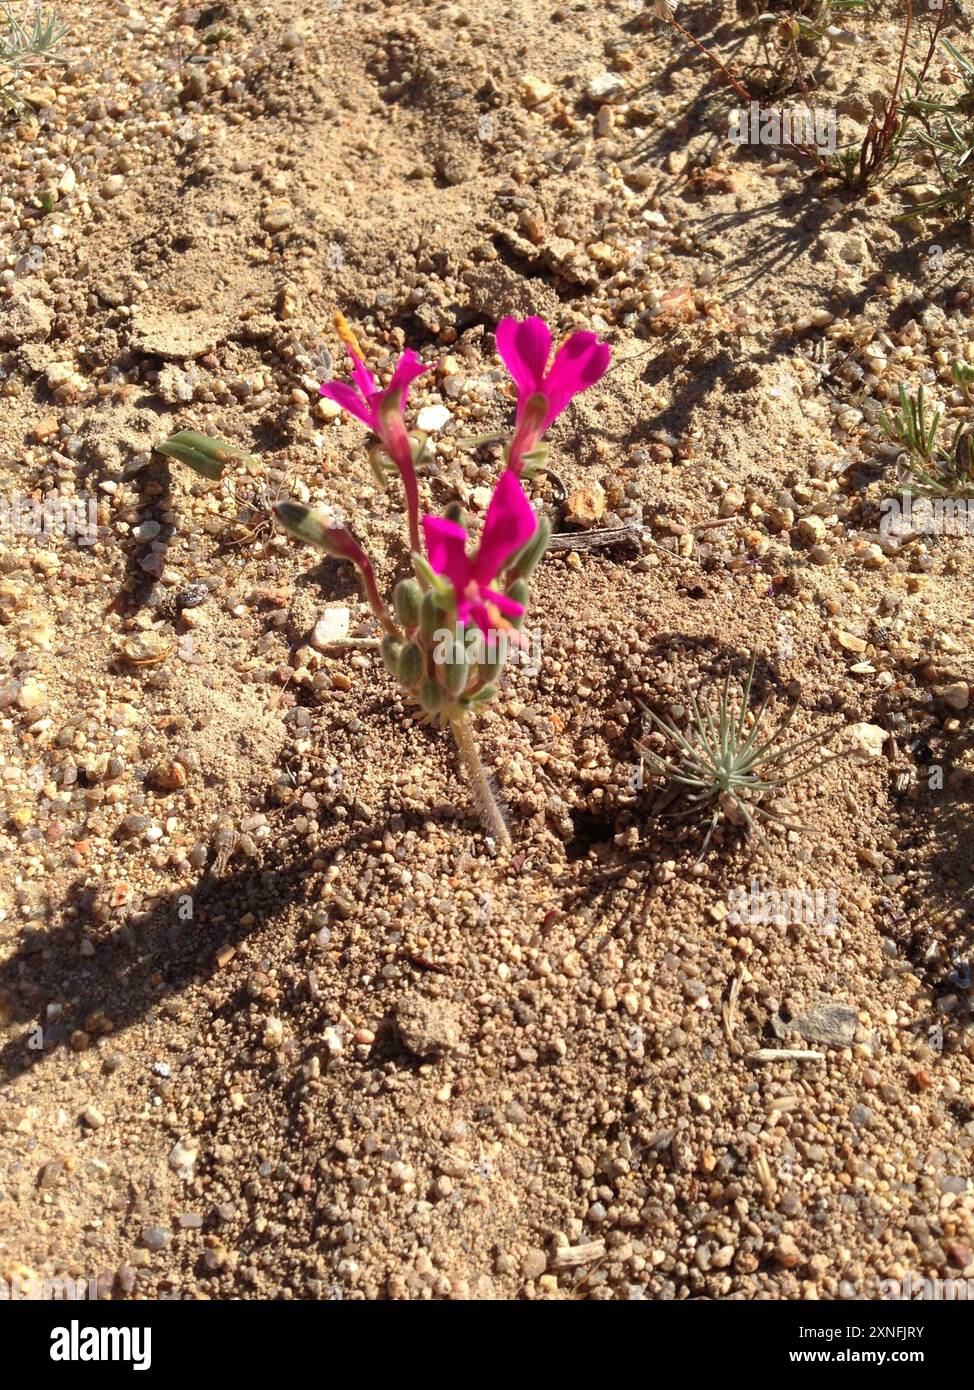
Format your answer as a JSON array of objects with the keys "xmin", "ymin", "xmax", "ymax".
[{"xmin": 1, "ymin": 0, "xmax": 973, "ymax": 1300}]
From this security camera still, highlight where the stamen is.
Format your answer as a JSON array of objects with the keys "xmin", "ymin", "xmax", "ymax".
[{"xmin": 334, "ymin": 310, "xmax": 364, "ymax": 359}]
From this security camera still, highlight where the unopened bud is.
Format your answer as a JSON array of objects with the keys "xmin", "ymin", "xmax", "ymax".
[
  {"xmin": 381, "ymin": 635, "xmax": 402, "ymax": 677},
  {"xmin": 419, "ymin": 677, "xmax": 444, "ymax": 714},
  {"xmin": 397, "ymin": 641, "xmax": 424, "ymax": 688},
  {"xmin": 462, "ymin": 683, "xmax": 497, "ymax": 708},
  {"xmin": 394, "ymin": 579, "xmax": 422, "ymax": 628},
  {"xmin": 420, "ymin": 589, "xmax": 441, "ymax": 639},
  {"xmin": 440, "ymin": 651, "xmax": 470, "ymax": 697}
]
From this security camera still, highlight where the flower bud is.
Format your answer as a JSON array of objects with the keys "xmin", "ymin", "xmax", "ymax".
[
  {"xmin": 397, "ymin": 641, "xmax": 423, "ymax": 688},
  {"xmin": 419, "ymin": 677, "xmax": 444, "ymax": 714},
  {"xmin": 478, "ymin": 638, "xmax": 507, "ymax": 684},
  {"xmin": 507, "ymin": 518, "xmax": 549, "ymax": 580},
  {"xmin": 393, "ymin": 579, "xmax": 422, "ymax": 628},
  {"xmin": 381, "ymin": 635, "xmax": 402, "ymax": 677},
  {"xmin": 420, "ymin": 589, "xmax": 441, "ymax": 639},
  {"xmin": 461, "ymin": 683, "xmax": 497, "ymax": 708},
  {"xmin": 440, "ymin": 650, "xmax": 470, "ymax": 697}
]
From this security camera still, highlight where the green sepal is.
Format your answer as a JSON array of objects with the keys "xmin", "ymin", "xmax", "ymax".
[
  {"xmin": 412, "ymin": 553, "xmax": 454, "ymax": 605},
  {"xmin": 440, "ymin": 651, "xmax": 470, "ymax": 697},
  {"xmin": 519, "ymin": 444, "xmax": 550, "ymax": 481},
  {"xmin": 273, "ymin": 502, "xmax": 345, "ymax": 555},
  {"xmin": 506, "ymin": 518, "xmax": 549, "ymax": 580},
  {"xmin": 420, "ymin": 589, "xmax": 442, "ymax": 639},
  {"xmin": 418, "ymin": 677, "xmax": 444, "ymax": 714},
  {"xmin": 369, "ymin": 444, "xmax": 394, "ymax": 488},
  {"xmin": 460, "ymin": 683, "xmax": 497, "ymax": 708}
]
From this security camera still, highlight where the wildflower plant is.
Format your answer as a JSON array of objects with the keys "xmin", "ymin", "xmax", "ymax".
[
  {"xmin": 269, "ymin": 312, "xmax": 610, "ymax": 849},
  {"xmin": 637, "ymin": 657, "xmax": 839, "ymax": 858}
]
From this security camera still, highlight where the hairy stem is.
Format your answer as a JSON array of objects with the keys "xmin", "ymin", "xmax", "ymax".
[
  {"xmin": 450, "ymin": 716, "xmax": 511, "ymax": 849},
  {"xmin": 354, "ymin": 555, "xmax": 400, "ymax": 637}
]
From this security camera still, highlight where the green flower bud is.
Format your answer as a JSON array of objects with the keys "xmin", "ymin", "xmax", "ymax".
[
  {"xmin": 381, "ymin": 635, "xmax": 402, "ymax": 677},
  {"xmin": 419, "ymin": 677, "xmax": 443, "ymax": 714},
  {"xmin": 461, "ymin": 683, "xmax": 497, "ymax": 708},
  {"xmin": 420, "ymin": 589, "xmax": 441, "ymax": 639},
  {"xmin": 397, "ymin": 641, "xmax": 423, "ymax": 688},
  {"xmin": 440, "ymin": 650, "xmax": 470, "ymax": 697},
  {"xmin": 505, "ymin": 578, "xmax": 530, "ymax": 630},
  {"xmin": 273, "ymin": 502, "xmax": 345, "ymax": 555},
  {"xmin": 393, "ymin": 579, "xmax": 422, "ymax": 628},
  {"xmin": 478, "ymin": 640, "xmax": 507, "ymax": 683}
]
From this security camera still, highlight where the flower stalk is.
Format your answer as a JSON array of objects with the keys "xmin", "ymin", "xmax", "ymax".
[{"xmin": 450, "ymin": 715, "xmax": 511, "ymax": 849}]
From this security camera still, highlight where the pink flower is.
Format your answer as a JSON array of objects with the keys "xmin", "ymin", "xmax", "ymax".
[
  {"xmin": 423, "ymin": 471, "xmax": 537, "ymax": 635},
  {"xmin": 496, "ymin": 316, "xmax": 611, "ymax": 473},
  {"xmin": 320, "ymin": 344, "xmax": 428, "ymax": 434},
  {"xmin": 319, "ymin": 314, "xmax": 430, "ymax": 553}
]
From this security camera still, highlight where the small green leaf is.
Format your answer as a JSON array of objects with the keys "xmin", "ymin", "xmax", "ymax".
[{"xmin": 155, "ymin": 430, "xmax": 256, "ymax": 481}]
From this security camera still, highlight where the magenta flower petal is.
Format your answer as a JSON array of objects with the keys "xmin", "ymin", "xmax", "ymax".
[
  {"xmin": 387, "ymin": 349, "xmax": 430, "ymax": 400},
  {"xmin": 473, "ymin": 470, "xmax": 538, "ymax": 584},
  {"xmin": 496, "ymin": 317, "xmax": 551, "ymax": 403},
  {"xmin": 540, "ymin": 332, "xmax": 612, "ymax": 427},
  {"xmin": 455, "ymin": 596, "xmax": 478, "ymax": 626},
  {"xmin": 344, "ymin": 345, "xmax": 378, "ymax": 403},
  {"xmin": 422, "ymin": 515, "xmax": 472, "ymax": 592},
  {"xmin": 319, "ymin": 379, "xmax": 376, "ymax": 429},
  {"xmin": 482, "ymin": 586, "xmax": 524, "ymax": 618}
]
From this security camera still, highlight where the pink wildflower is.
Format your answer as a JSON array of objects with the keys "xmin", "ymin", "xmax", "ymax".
[
  {"xmin": 422, "ymin": 471, "xmax": 537, "ymax": 636},
  {"xmin": 496, "ymin": 316, "xmax": 611, "ymax": 474},
  {"xmin": 319, "ymin": 313, "xmax": 429, "ymax": 552}
]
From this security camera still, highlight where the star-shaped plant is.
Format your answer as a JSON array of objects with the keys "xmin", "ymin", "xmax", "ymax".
[{"xmin": 637, "ymin": 657, "xmax": 840, "ymax": 857}]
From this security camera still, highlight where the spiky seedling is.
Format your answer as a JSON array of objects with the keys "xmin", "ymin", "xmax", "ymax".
[
  {"xmin": 880, "ymin": 383, "xmax": 974, "ymax": 498},
  {"xmin": 637, "ymin": 657, "xmax": 838, "ymax": 857},
  {"xmin": 880, "ymin": 382, "xmax": 943, "ymax": 464},
  {"xmin": 0, "ymin": 3, "xmax": 67, "ymax": 106},
  {"xmin": 901, "ymin": 37, "xmax": 974, "ymax": 223}
]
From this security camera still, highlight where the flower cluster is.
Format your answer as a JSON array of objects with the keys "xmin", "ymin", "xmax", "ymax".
[{"xmin": 273, "ymin": 311, "xmax": 610, "ymax": 844}]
